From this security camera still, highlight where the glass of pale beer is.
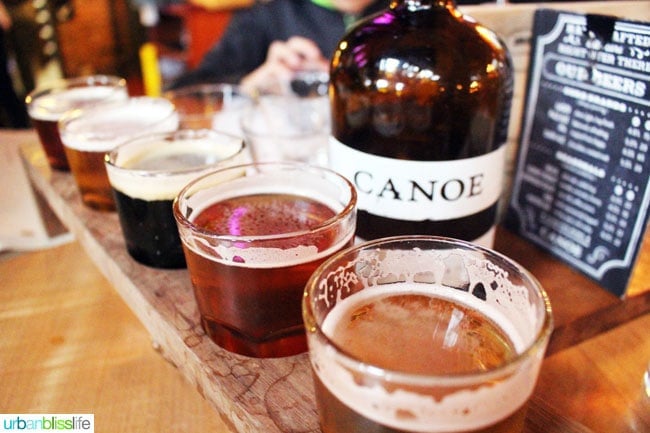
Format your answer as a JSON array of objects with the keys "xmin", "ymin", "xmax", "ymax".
[
  {"xmin": 173, "ymin": 162, "xmax": 357, "ymax": 357},
  {"xmin": 303, "ymin": 236, "xmax": 553, "ymax": 433},
  {"xmin": 26, "ymin": 75, "xmax": 128, "ymax": 171},
  {"xmin": 106, "ymin": 129, "xmax": 250, "ymax": 268},
  {"xmin": 59, "ymin": 97, "xmax": 179, "ymax": 211}
]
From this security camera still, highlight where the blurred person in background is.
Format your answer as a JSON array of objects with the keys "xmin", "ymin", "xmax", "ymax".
[
  {"xmin": 168, "ymin": 0, "xmax": 388, "ymax": 93},
  {"xmin": 0, "ymin": 0, "xmax": 29, "ymax": 128}
]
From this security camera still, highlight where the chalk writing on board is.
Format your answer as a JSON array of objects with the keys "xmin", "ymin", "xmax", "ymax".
[{"xmin": 506, "ymin": 10, "xmax": 650, "ymax": 297}]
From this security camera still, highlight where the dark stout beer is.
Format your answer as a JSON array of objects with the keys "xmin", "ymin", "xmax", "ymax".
[{"xmin": 106, "ymin": 130, "xmax": 248, "ymax": 268}]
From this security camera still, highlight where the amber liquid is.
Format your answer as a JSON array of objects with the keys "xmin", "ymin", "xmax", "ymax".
[
  {"xmin": 65, "ymin": 147, "xmax": 115, "ymax": 211},
  {"xmin": 32, "ymin": 117, "xmax": 70, "ymax": 171},
  {"xmin": 314, "ymin": 290, "xmax": 528, "ymax": 433},
  {"xmin": 329, "ymin": 0, "xmax": 513, "ymax": 241},
  {"xmin": 184, "ymin": 193, "xmax": 352, "ymax": 357}
]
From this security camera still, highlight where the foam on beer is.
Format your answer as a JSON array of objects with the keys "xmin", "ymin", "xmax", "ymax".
[
  {"xmin": 107, "ymin": 136, "xmax": 247, "ymax": 201},
  {"xmin": 28, "ymin": 86, "xmax": 127, "ymax": 121},
  {"xmin": 182, "ymin": 169, "xmax": 354, "ymax": 268},
  {"xmin": 60, "ymin": 98, "xmax": 179, "ymax": 152},
  {"xmin": 309, "ymin": 248, "xmax": 543, "ymax": 432}
]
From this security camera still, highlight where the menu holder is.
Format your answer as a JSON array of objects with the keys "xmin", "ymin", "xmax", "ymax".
[{"xmin": 505, "ymin": 9, "xmax": 650, "ymax": 297}]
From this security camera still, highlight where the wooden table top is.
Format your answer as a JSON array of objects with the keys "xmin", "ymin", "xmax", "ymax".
[
  {"xmin": 0, "ymin": 241, "xmax": 234, "ymax": 433},
  {"xmin": 1, "ymin": 128, "xmax": 649, "ymax": 433}
]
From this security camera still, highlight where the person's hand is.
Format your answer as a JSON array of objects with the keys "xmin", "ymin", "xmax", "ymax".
[{"xmin": 240, "ymin": 36, "xmax": 329, "ymax": 95}]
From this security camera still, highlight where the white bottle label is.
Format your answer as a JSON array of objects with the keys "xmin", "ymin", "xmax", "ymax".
[{"xmin": 329, "ymin": 137, "xmax": 506, "ymax": 221}]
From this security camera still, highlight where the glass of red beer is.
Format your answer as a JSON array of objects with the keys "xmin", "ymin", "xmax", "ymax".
[
  {"xmin": 25, "ymin": 75, "xmax": 128, "ymax": 171},
  {"xmin": 303, "ymin": 236, "xmax": 553, "ymax": 433},
  {"xmin": 173, "ymin": 162, "xmax": 357, "ymax": 357}
]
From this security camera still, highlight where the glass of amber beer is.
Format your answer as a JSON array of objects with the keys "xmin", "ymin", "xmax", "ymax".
[
  {"xmin": 173, "ymin": 162, "xmax": 357, "ymax": 357},
  {"xmin": 26, "ymin": 75, "xmax": 128, "ymax": 171},
  {"xmin": 59, "ymin": 97, "xmax": 179, "ymax": 211},
  {"xmin": 303, "ymin": 236, "xmax": 553, "ymax": 433},
  {"xmin": 106, "ymin": 129, "xmax": 250, "ymax": 268}
]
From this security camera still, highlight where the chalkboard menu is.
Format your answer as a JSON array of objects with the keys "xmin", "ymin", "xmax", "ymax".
[{"xmin": 506, "ymin": 9, "xmax": 650, "ymax": 297}]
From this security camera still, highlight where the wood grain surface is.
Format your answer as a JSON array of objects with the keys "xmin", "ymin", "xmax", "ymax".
[{"xmin": 0, "ymin": 241, "xmax": 234, "ymax": 433}]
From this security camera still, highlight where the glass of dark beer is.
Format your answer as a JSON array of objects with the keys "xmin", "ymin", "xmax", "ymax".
[
  {"xmin": 59, "ymin": 97, "xmax": 179, "ymax": 211},
  {"xmin": 163, "ymin": 83, "xmax": 252, "ymax": 133},
  {"xmin": 106, "ymin": 129, "xmax": 250, "ymax": 269},
  {"xmin": 173, "ymin": 162, "xmax": 357, "ymax": 357},
  {"xmin": 106, "ymin": 129, "xmax": 250, "ymax": 268},
  {"xmin": 25, "ymin": 75, "xmax": 128, "ymax": 171},
  {"xmin": 303, "ymin": 236, "xmax": 553, "ymax": 433}
]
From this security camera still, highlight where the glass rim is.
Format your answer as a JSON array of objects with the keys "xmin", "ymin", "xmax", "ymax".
[
  {"xmin": 163, "ymin": 82, "xmax": 250, "ymax": 98},
  {"xmin": 26, "ymin": 74, "xmax": 126, "ymax": 103},
  {"xmin": 105, "ymin": 128, "xmax": 247, "ymax": 177},
  {"xmin": 303, "ymin": 235, "xmax": 554, "ymax": 386},
  {"xmin": 240, "ymin": 96, "xmax": 330, "ymax": 139},
  {"xmin": 58, "ymin": 96, "xmax": 177, "ymax": 140},
  {"xmin": 173, "ymin": 161, "xmax": 357, "ymax": 242}
]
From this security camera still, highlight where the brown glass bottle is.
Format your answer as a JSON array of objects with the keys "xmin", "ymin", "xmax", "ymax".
[{"xmin": 329, "ymin": 0, "xmax": 513, "ymax": 246}]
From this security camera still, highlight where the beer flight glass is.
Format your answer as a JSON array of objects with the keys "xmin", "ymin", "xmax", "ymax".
[
  {"xmin": 106, "ymin": 129, "xmax": 250, "ymax": 269},
  {"xmin": 240, "ymin": 94, "xmax": 330, "ymax": 166},
  {"xmin": 163, "ymin": 83, "xmax": 252, "ymax": 133},
  {"xmin": 59, "ymin": 97, "xmax": 179, "ymax": 211},
  {"xmin": 25, "ymin": 75, "xmax": 128, "ymax": 171},
  {"xmin": 173, "ymin": 162, "xmax": 357, "ymax": 357},
  {"xmin": 303, "ymin": 236, "xmax": 553, "ymax": 433}
]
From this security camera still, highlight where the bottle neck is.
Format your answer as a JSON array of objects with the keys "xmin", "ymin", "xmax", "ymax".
[{"xmin": 390, "ymin": 0, "xmax": 457, "ymax": 11}]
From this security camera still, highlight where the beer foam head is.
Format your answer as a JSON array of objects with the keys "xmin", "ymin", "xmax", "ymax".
[
  {"xmin": 27, "ymin": 84, "xmax": 128, "ymax": 121},
  {"xmin": 60, "ymin": 97, "xmax": 179, "ymax": 152},
  {"xmin": 106, "ymin": 131, "xmax": 248, "ymax": 200},
  {"xmin": 306, "ymin": 241, "xmax": 552, "ymax": 432},
  {"xmin": 176, "ymin": 163, "xmax": 356, "ymax": 268}
]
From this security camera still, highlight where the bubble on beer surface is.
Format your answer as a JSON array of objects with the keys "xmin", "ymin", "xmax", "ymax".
[
  {"xmin": 193, "ymin": 193, "xmax": 335, "ymax": 235},
  {"xmin": 330, "ymin": 292, "xmax": 516, "ymax": 375},
  {"xmin": 188, "ymin": 193, "xmax": 350, "ymax": 268}
]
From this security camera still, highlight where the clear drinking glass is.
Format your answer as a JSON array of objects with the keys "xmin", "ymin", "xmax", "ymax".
[
  {"xmin": 59, "ymin": 96, "xmax": 179, "ymax": 211},
  {"xmin": 106, "ymin": 129, "xmax": 250, "ymax": 268},
  {"xmin": 240, "ymin": 94, "xmax": 330, "ymax": 166},
  {"xmin": 26, "ymin": 75, "xmax": 128, "ymax": 171},
  {"xmin": 303, "ymin": 236, "xmax": 553, "ymax": 433},
  {"xmin": 163, "ymin": 83, "xmax": 252, "ymax": 133},
  {"xmin": 174, "ymin": 162, "xmax": 357, "ymax": 357}
]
